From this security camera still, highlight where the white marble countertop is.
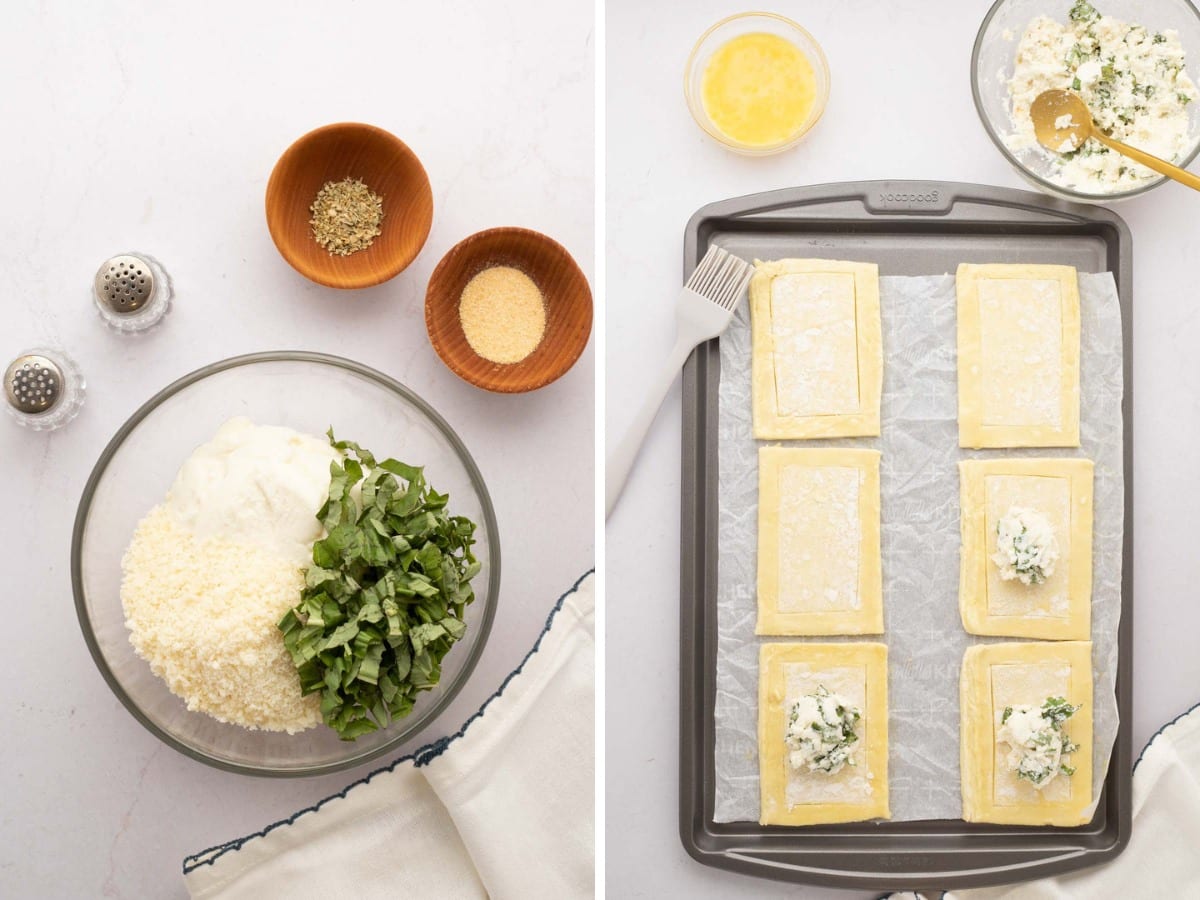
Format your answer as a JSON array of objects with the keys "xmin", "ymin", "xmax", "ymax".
[
  {"xmin": 0, "ymin": 1, "xmax": 592, "ymax": 896},
  {"xmin": 606, "ymin": 1, "xmax": 1200, "ymax": 897}
]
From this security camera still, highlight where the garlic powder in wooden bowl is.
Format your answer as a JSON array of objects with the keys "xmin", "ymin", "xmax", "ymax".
[{"xmin": 458, "ymin": 266, "xmax": 547, "ymax": 364}]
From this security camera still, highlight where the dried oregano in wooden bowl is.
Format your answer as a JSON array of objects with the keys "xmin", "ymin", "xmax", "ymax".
[{"xmin": 266, "ymin": 123, "xmax": 433, "ymax": 290}]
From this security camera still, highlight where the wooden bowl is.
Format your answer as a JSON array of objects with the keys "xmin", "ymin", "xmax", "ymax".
[
  {"xmin": 425, "ymin": 227, "xmax": 592, "ymax": 393},
  {"xmin": 265, "ymin": 123, "xmax": 433, "ymax": 289}
]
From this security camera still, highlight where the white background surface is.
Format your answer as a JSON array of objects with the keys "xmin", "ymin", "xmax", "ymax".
[
  {"xmin": 606, "ymin": 1, "xmax": 1200, "ymax": 897},
  {"xmin": 0, "ymin": 1, "xmax": 593, "ymax": 897}
]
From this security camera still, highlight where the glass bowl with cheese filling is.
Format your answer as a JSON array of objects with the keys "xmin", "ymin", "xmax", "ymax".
[
  {"xmin": 71, "ymin": 352, "xmax": 499, "ymax": 776},
  {"xmin": 973, "ymin": 0, "xmax": 1200, "ymax": 202},
  {"xmin": 685, "ymin": 12, "xmax": 831, "ymax": 155}
]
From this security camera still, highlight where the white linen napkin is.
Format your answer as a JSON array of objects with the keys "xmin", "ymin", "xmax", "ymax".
[
  {"xmin": 183, "ymin": 571, "xmax": 595, "ymax": 900},
  {"xmin": 887, "ymin": 699, "xmax": 1200, "ymax": 899}
]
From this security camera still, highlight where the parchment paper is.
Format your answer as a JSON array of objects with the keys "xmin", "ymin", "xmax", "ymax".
[{"xmin": 713, "ymin": 272, "xmax": 1123, "ymax": 822}]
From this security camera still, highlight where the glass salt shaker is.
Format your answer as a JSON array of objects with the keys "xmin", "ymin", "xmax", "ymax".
[
  {"xmin": 92, "ymin": 252, "xmax": 172, "ymax": 333},
  {"xmin": 3, "ymin": 348, "xmax": 85, "ymax": 431}
]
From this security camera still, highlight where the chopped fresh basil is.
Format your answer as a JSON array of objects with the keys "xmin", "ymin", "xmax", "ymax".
[
  {"xmin": 1069, "ymin": 0, "xmax": 1099, "ymax": 24},
  {"xmin": 1041, "ymin": 695, "xmax": 1079, "ymax": 728},
  {"xmin": 278, "ymin": 431, "xmax": 481, "ymax": 740}
]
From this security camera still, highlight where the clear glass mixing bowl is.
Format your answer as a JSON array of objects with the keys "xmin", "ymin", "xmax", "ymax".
[
  {"xmin": 71, "ymin": 352, "xmax": 499, "ymax": 776},
  {"xmin": 972, "ymin": 0, "xmax": 1200, "ymax": 202}
]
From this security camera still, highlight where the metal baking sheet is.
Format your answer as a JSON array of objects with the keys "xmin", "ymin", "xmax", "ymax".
[{"xmin": 679, "ymin": 181, "xmax": 1132, "ymax": 892}]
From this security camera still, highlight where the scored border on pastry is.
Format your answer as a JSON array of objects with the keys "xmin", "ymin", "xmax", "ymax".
[
  {"xmin": 750, "ymin": 258, "xmax": 882, "ymax": 439},
  {"xmin": 759, "ymin": 642, "xmax": 890, "ymax": 826},
  {"xmin": 757, "ymin": 447, "xmax": 883, "ymax": 636},
  {"xmin": 960, "ymin": 641, "xmax": 1093, "ymax": 826},
  {"xmin": 956, "ymin": 263, "xmax": 1080, "ymax": 449},
  {"xmin": 958, "ymin": 458, "xmax": 1093, "ymax": 640}
]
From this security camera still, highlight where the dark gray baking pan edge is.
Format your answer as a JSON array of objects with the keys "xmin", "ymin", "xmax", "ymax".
[{"xmin": 678, "ymin": 180, "xmax": 1133, "ymax": 892}]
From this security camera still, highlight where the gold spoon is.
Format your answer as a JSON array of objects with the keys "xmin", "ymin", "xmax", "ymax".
[{"xmin": 1030, "ymin": 89, "xmax": 1200, "ymax": 192}]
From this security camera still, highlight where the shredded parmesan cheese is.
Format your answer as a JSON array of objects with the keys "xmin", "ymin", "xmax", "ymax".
[
  {"xmin": 459, "ymin": 266, "xmax": 546, "ymax": 364},
  {"xmin": 122, "ymin": 505, "xmax": 321, "ymax": 733}
]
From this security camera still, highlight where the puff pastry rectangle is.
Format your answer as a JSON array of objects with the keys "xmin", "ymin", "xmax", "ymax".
[
  {"xmin": 757, "ymin": 447, "xmax": 883, "ymax": 636},
  {"xmin": 959, "ymin": 458, "xmax": 1093, "ymax": 640},
  {"xmin": 759, "ymin": 642, "xmax": 889, "ymax": 825},
  {"xmin": 751, "ymin": 259, "xmax": 882, "ymax": 439},
  {"xmin": 960, "ymin": 641, "xmax": 1093, "ymax": 825},
  {"xmin": 956, "ymin": 263, "xmax": 1081, "ymax": 448}
]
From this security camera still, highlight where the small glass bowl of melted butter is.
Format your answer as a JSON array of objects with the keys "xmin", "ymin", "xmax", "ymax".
[{"xmin": 685, "ymin": 12, "xmax": 831, "ymax": 155}]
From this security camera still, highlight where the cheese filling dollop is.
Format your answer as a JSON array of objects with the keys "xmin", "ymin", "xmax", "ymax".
[
  {"xmin": 993, "ymin": 506, "xmax": 1059, "ymax": 585},
  {"xmin": 784, "ymin": 685, "xmax": 862, "ymax": 775},
  {"xmin": 998, "ymin": 696, "xmax": 1081, "ymax": 788}
]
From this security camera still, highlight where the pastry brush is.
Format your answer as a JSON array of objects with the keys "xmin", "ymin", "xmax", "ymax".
[{"xmin": 606, "ymin": 245, "xmax": 753, "ymax": 519}]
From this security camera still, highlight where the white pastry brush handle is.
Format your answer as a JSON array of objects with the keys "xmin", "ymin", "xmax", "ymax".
[{"xmin": 606, "ymin": 331, "xmax": 698, "ymax": 520}]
